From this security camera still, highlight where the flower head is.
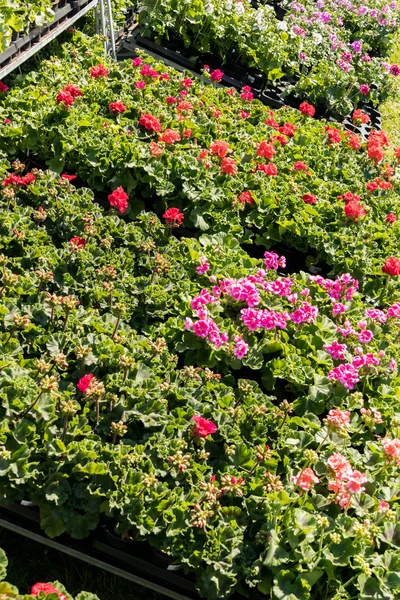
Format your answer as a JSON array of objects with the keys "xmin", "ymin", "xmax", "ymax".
[
  {"xmin": 192, "ymin": 415, "xmax": 217, "ymax": 438},
  {"xmin": 163, "ymin": 207, "xmax": 184, "ymax": 226},
  {"xmin": 108, "ymin": 187, "xmax": 129, "ymax": 213},
  {"xmin": 31, "ymin": 584, "xmax": 67, "ymax": 600},
  {"xmin": 77, "ymin": 373, "xmax": 95, "ymax": 393},
  {"xmin": 90, "ymin": 64, "xmax": 109, "ymax": 78},
  {"xmin": 291, "ymin": 468, "xmax": 319, "ymax": 491},
  {"xmin": 299, "ymin": 102, "xmax": 315, "ymax": 116},
  {"xmin": 383, "ymin": 257, "xmax": 400, "ymax": 276}
]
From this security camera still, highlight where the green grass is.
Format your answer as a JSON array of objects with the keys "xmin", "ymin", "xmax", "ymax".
[
  {"xmin": 381, "ymin": 32, "xmax": 400, "ymax": 149},
  {"xmin": 0, "ymin": 528, "xmax": 164, "ymax": 600}
]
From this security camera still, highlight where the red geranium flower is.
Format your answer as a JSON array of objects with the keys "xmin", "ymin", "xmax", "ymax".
[
  {"xmin": 348, "ymin": 134, "xmax": 362, "ymax": 150},
  {"xmin": 238, "ymin": 191, "xmax": 254, "ymax": 205},
  {"xmin": 302, "ymin": 193, "xmax": 317, "ymax": 204},
  {"xmin": 90, "ymin": 64, "xmax": 109, "ymax": 78},
  {"xmin": 299, "ymin": 102, "xmax": 315, "ymax": 117},
  {"xmin": 56, "ymin": 90, "xmax": 74, "ymax": 107},
  {"xmin": 0, "ymin": 81, "xmax": 8, "ymax": 93},
  {"xmin": 183, "ymin": 129, "xmax": 192, "ymax": 139},
  {"xmin": 108, "ymin": 187, "xmax": 129, "ymax": 214},
  {"xmin": 257, "ymin": 163, "xmax": 278, "ymax": 176},
  {"xmin": 352, "ymin": 109, "xmax": 370, "ymax": 124},
  {"xmin": 383, "ymin": 257, "xmax": 400, "ymax": 276},
  {"xmin": 394, "ymin": 147, "xmax": 400, "ymax": 163},
  {"xmin": 278, "ymin": 123, "xmax": 297, "ymax": 137},
  {"xmin": 158, "ymin": 129, "xmax": 181, "ymax": 145},
  {"xmin": 150, "ymin": 141, "xmax": 163, "ymax": 156},
  {"xmin": 77, "ymin": 373, "xmax": 95, "ymax": 393},
  {"xmin": 338, "ymin": 192, "xmax": 361, "ymax": 204},
  {"xmin": 210, "ymin": 140, "xmax": 231, "ymax": 158},
  {"xmin": 220, "ymin": 157, "xmax": 237, "ymax": 176},
  {"xmin": 64, "ymin": 84, "xmax": 82, "ymax": 98},
  {"xmin": 256, "ymin": 141, "xmax": 276, "ymax": 160},
  {"xmin": 69, "ymin": 236, "xmax": 86, "ymax": 249},
  {"xmin": 61, "ymin": 174, "xmax": 77, "ymax": 181},
  {"xmin": 163, "ymin": 207, "xmax": 184, "ymax": 226},
  {"xmin": 31, "ymin": 583, "xmax": 67, "ymax": 600},
  {"xmin": 109, "ymin": 101, "xmax": 127, "ymax": 114},
  {"xmin": 293, "ymin": 161, "xmax": 308, "ymax": 171},
  {"xmin": 191, "ymin": 415, "xmax": 217, "ymax": 438},
  {"xmin": 265, "ymin": 118, "xmax": 279, "ymax": 129},
  {"xmin": 386, "ymin": 213, "xmax": 397, "ymax": 224},
  {"xmin": 325, "ymin": 127, "xmax": 342, "ymax": 144},
  {"xmin": 138, "ymin": 113, "xmax": 162, "ymax": 133},
  {"xmin": 344, "ymin": 201, "xmax": 366, "ymax": 222}
]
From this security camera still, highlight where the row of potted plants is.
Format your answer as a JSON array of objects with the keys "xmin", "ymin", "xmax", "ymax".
[
  {"xmin": 136, "ymin": 0, "xmax": 400, "ymax": 115},
  {"xmin": 1, "ymin": 156, "xmax": 400, "ymax": 599},
  {"xmin": 1, "ymin": 32, "xmax": 400, "ymax": 300},
  {"xmin": 0, "ymin": 544, "xmax": 99, "ymax": 599}
]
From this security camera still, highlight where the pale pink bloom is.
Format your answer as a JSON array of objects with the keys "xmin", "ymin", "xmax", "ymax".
[
  {"xmin": 291, "ymin": 468, "xmax": 319, "ymax": 491},
  {"xmin": 184, "ymin": 317, "xmax": 193, "ymax": 330},
  {"xmin": 197, "ymin": 255, "xmax": 210, "ymax": 274},
  {"xmin": 327, "ymin": 453, "xmax": 352, "ymax": 475},
  {"xmin": 325, "ymin": 408, "xmax": 350, "ymax": 429},
  {"xmin": 343, "ymin": 470, "xmax": 367, "ymax": 494},
  {"xmin": 378, "ymin": 500, "xmax": 390, "ymax": 512},
  {"xmin": 389, "ymin": 358, "xmax": 397, "ymax": 370},
  {"xmin": 358, "ymin": 319, "xmax": 367, "ymax": 330},
  {"xmin": 382, "ymin": 438, "xmax": 400, "ymax": 461}
]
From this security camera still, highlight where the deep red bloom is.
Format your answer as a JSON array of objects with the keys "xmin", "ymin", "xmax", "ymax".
[
  {"xmin": 302, "ymin": 193, "xmax": 317, "ymax": 204},
  {"xmin": 383, "ymin": 257, "xmax": 400, "ymax": 276},
  {"xmin": 166, "ymin": 96, "xmax": 177, "ymax": 104},
  {"xmin": 386, "ymin": 213, "xmax": 397, "ymax": 224},
  {"xmin": 69, "ymin": 236, "xmax": 86, "ymax": 249},
  {"xmin": 299, "ymin": 102, "xmax": 315, "ymax": 117},
  {"xmin": 90, "ymin": 64, "xmax": 109, "ymax": 78},
  {"xmin": 64, "ymin": 84, "xmax": 82, "ymax": 98},
  {"xmin": 210, "ymin": 69, "xmax": 224, "ymax": 82},
  {"xmin": 158, "ymin": 129, "xmax": 181, "ymax": 144},
  {"xmin": 220, "ymin": 157, "xmax": 237, "ymax": 176},
  {"xmin": 108, "ymin": 187, "xmax": 129, "ymax": 213},
  {"xmin": 257, "ymin": 163, "xmax": 278, "ymax": 176},
  {"xmin": 0, "ymin": 81, "xmax": 8, "ymax": 93},
  {"xmin": 344, "ymin": 201, "xmax": 366, "ymax": 222},
  {"xmin": 238, "ymin": 191, "xmax": 254, "ymax": 205},
  {"xmin": 139, "ymin": 114, "xmax": 162, "ymax": 133},
  {"xmin": 109, "ymin": 101, "xmax": 127, "ymax": 114},
  {"xmin": 163, "ymin": 207, "xmax": 184, "ymax": 225},
  {"xmin": 191, "ymin": 415, "xmax": 217, "ymax": 438},
  {"xmin": 210, "ymin": 140, "xmax": 231, "ymax": 158},
  {"xmin": 183, "ymin": 129, "xmax": 192, "ymax": 139},
  {"xmin": 56, "ymin": 90, "xmax": 74, "ymax": 107},
  {"xmin": 256, "ymin": 141, "xmax": 276, "ymax": 160},
  {"xmin": 61, "ymin": 174, "xmax": 77, "ymax": 181},
  {"xmin": 77, "ymin": 373, "xmax": 95, "ymax": 393},
  {"xmin": 31, "ymin": 583, "xmax": 67, "ymax": 600}
]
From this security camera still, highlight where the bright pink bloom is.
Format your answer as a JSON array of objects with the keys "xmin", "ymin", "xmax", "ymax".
[
  {"xmin": 357, "ymin": 329, "xmax": 373, "ymax": 343},
  {"xmin": 77, "ymin": 373, "xmax": 95, "ymax": 393},
  {"xmin": 264, "ymin": 251, "xmax": 286, "ymax": 270},
  {"xmin": 233, "ymin": 335, "xmax": 249, "ymax": 359},
  {"xmin": 327, "ymin": 363, "xmax": 359, "ymax": 389},
  {"xmin": 192, "ymin": 415, "xmax": 217, "ymax": 437},
  {"xmin": 324, "ymin": 340, "xmax": 347, "ymax": 360},
  {"xmin": 210, "ymin": 69, "xmax": 224, "ymax": 82},
  {"xmin": 132, "ymin": 57, "xmax": 143, "ymax": 67},
  {"xmin": 0, "ymin": 81, "xmax": 9, "ymax": 93}
]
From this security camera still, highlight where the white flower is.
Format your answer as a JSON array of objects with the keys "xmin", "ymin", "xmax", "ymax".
[
  {"xmin": 235, "ymin": 2, "xmax": 245, "ymax": 16},
  {"xmin": 276, "ymin": 20, "xmax": 288, "ymax": 31},
  {"xmin": 313, "ymin": 32, "xmax": 323, "ymax": 44},
  {"xmin": 204, "ymin": 1, "xmax": 214, "ymax": 14}
]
